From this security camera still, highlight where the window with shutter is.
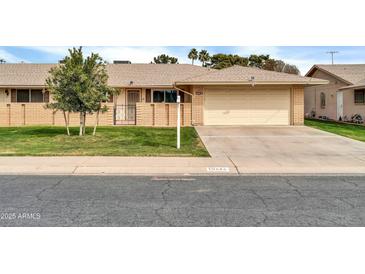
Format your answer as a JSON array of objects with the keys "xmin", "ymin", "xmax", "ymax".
[
  {"xmin": 145, "ymin": 89, "xmax": 151, "ymax": 102},
  {"xmin": 17, "ymin": 89, "xmax": 30, "ymax": 102},
  {"xmin": 31, "ymin": 90, "xmax": 43, "ymax": 102},
  {"xmin": 44, "ymin": 90, "xmax": 50, "ymax": 102},
  {"xmin": 11, "ymin": 89, "xmax": 17, "ymax": 102}
]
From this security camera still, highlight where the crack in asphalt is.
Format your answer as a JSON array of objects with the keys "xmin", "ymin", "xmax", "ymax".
[
  {"xmin": 250, "ymin": 189, "xmax": 269, "ymax": 209},
  {"xmin": 153, "ymin": 181, "xmax": 174, "ymax": 226},
  {"xmin": 341, "ymin": 177, "xmax": 359, "ymax": 188},
  {"xmin": 300, "ymin": 213, "xmax": 345, "ymax": 227},
  {"xmin": 35, "ymin": 177, "xmax": 66, "ymax": 202},
  {"xmin": 336, "ymin": 197, "xmax": 356, "ymax": 209},
  {"xmin": 283, "ymin": 177, "xmax": 305, "ymax": 198}
]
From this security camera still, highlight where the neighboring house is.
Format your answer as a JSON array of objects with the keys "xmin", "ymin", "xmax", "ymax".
[
  {"xmin": 0, "ymin": 63, "xmax": 326, "ymax": 127},
  {"xmin": 305, "ymin": 64, "xmax": 365, "ymax": 120}
]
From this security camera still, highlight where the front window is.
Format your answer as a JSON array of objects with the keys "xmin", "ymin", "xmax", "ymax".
[
  {"xmin": 153, "ymin": 90, "xmax": 178, "ymax": 103},
  {"xmin": 31, "ymin": 89, "xmax": 44, "ymax": 102},
  {"xmin": 17, "ymin": 89, "xmax": 30, "ymax": 102},
  {"xmin": 14, "ymin": 89, "xmax": 48, "ymax": 103},
  {"xmin": 153, "ymin": 90, "xmax": 165, "ymax": 103},
  {"xmin": 165, "ymin": 90, "xmax": 177, "ymax": 102},
  {"xmin": 354, "ymin": 89, "xmax": 365, "ymax": 104}
]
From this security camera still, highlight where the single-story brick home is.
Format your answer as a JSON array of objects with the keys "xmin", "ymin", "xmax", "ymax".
[
  {"xmin": 305, "ymin": 64, "xmax": 365, "ymax": 121},
  {"xmin": 0, "ymin": 63, "xmax": 327, "ymax": 127}
]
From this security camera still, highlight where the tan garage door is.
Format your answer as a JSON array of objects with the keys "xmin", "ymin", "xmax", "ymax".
[{"xmin": 204, "ymin": 88, "xmax": 290, "ymax": 125}]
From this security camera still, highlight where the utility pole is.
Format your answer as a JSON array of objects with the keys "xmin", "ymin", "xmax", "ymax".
[{"xmin": 326, "ymin": 51, "xmax": 339, "ymax": 65}]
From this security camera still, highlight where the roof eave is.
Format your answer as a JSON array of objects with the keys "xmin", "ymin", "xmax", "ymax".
[
  {"xmin": 0, "ymin": 85, "xmax": 46, "ymax": 88},
  {"xmin": 339, "ymin": 85, "xmax": 365, "ymax": 90},
  {"xmin": 110, "ymin": 84, "xmax": 174, "ymax": 88},
  {"xmin": 0, "ymin": 84, "xmax": 176, "ymax": 88},
  {"xmin": 175, "ymin": 80, "xmax": 329, "ymax": 86}
]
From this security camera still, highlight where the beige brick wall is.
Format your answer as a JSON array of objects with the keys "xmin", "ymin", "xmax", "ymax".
[
  {"xmin": 0, "ymin": 103, "xmax": 114, "ymax": 127},
  {"xmin": 0, "ymin": 89, "xmax": 11, "ymax": 103},
  {"xmin": 0, "ymin": 104, "xmax": 10, "ymax": 126},
  {"xmin": 291, "ymin": 86, "xmax": 304, "ymax": 125},
  {"xmin": 191, "ymin": 86, "xmax": 204, "ymax": 125},
  {"xmin": 136, "ymin": 103, "xmax": 192, "ymax": 126}
]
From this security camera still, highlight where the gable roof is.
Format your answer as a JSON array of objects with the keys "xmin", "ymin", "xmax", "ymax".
[
  {"xmin": 305, "ymin": 64, "xmax": 365, "ymax": 85},
  {"xmin": 0, "ymin": 63, "xmax": 210, "ymax": 87},
  {"xmin": 176, "ymin": 65, "xmax": 328, "ymax": 85}
]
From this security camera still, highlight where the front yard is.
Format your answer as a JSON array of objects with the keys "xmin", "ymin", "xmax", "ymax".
[
  {"xmin": 305, "ymin": 119, "xmax": 365, "ymax": 142},
  {"xmin": 0, "ymin": 126, "xmax": 209, "ymax": 156}
]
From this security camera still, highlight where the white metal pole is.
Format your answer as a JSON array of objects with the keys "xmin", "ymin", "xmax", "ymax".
[{"xmin": 177, "ymin": 95, "xmax": 181, "ymax": 149}]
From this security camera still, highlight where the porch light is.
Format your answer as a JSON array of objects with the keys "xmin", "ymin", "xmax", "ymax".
[
  {"xmin": 5, "ymin": 89, "xmax": 9, "ymax": 96},
  {"xmin": 249, "ymin": 76, "xmax": 255, "ymax": 87}
]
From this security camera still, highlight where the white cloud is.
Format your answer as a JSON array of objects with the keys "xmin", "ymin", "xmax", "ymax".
[
  {"xmin": 27, "ymin": 46, "xmax": 70, "ymax": 56},
  {"xmin": 0, "ymin": 48, "xmax": 29, "ymax": 63}
]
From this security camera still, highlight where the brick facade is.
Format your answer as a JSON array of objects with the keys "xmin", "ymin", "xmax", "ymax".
[
  {"xmin": 136, "ymin": 103, "xmax": 192, "ymax": 126},
  {"xmin": 191, "ymin": 86, "xmax": 204, "ymax": 125},
  {"xmin": 291, "ymin": 86, "xmax": 304, "ymax": 125},
  {"xmin": 0, "ymin": 103, "xmax": 114, "ymax": 126}
]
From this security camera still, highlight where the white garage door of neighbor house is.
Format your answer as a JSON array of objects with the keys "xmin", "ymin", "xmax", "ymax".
[{"xmin": 204, "ymin": 88, "xmax": 291, "ymax": 125}]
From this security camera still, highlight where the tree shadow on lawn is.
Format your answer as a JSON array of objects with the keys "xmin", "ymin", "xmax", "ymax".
[{"xmin": 2, "ymin": 127, "xmax": 67, "ymax": 138}]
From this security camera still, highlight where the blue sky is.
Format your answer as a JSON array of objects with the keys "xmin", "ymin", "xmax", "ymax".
[{"xmin": 1, "ymin": 46, "xmax": 365, "ymax": 75}]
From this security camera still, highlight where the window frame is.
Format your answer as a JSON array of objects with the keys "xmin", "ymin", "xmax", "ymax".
[
  {"xmin": 14, "ymin": 88, "xmax": 47, "ymax": 103},
  {"xmin": 354, "ymin": 89, "xmax": 365, "ymax": 104},
  {"xmin": 30, "ymin": 89, "xmax": 44, "ymax": 103},
  {"xmin": 152, "ymin": 89, "xmax": 179, "ymax": 103},
  {"xmin": 16, "ymin": 89, "xmax": 31, "ymax": 103}
]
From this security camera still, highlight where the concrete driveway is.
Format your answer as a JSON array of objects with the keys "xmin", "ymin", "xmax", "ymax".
[{"xmin": 196, "ymin": 126, "xmax": 365, "ymax": 174}]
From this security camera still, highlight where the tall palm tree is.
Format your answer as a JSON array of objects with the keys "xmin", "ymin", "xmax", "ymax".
[
  {"xmin": 188, "ymin": 48, "xmax": 198, "ymax": 65},
  {"xmin": 198, "ymin": 50, "xmax": 210, "ymax": 67}
]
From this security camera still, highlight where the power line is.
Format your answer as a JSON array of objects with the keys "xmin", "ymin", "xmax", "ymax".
[{"xmin": 326, "ymin": 51, "xmax": 339, "ymax": 65}]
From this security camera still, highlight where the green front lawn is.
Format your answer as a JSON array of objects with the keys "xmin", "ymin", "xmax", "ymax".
[
  {"xmin": 305, "ymin": 119, "xmax": 365, "ymax": 142},
  {"xmin": 0, "ymin": 126, "xmax": 209, "ymax": 157}
]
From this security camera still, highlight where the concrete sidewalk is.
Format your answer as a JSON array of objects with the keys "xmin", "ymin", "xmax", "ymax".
[
  {"xmin": 0, "ymin": 156, "xmax": 237, "ymax": 176},
  {"xmin": 1, "ymin": 154, "xmax": 365, "ymax": 175}
]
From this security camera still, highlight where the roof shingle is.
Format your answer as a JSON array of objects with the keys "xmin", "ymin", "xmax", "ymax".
[
  {"xmin": 177, "ymin": 65, "xmax": 327, "ymax": 85},
  {"xmin": 0, "ymin": 63, "xmax": 210, "ymax": 87}
]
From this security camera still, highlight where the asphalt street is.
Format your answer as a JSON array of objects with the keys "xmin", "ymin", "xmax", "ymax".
[{"xmin": 0, "ymin": 175, "xmax": 364, "ymax": 226}]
